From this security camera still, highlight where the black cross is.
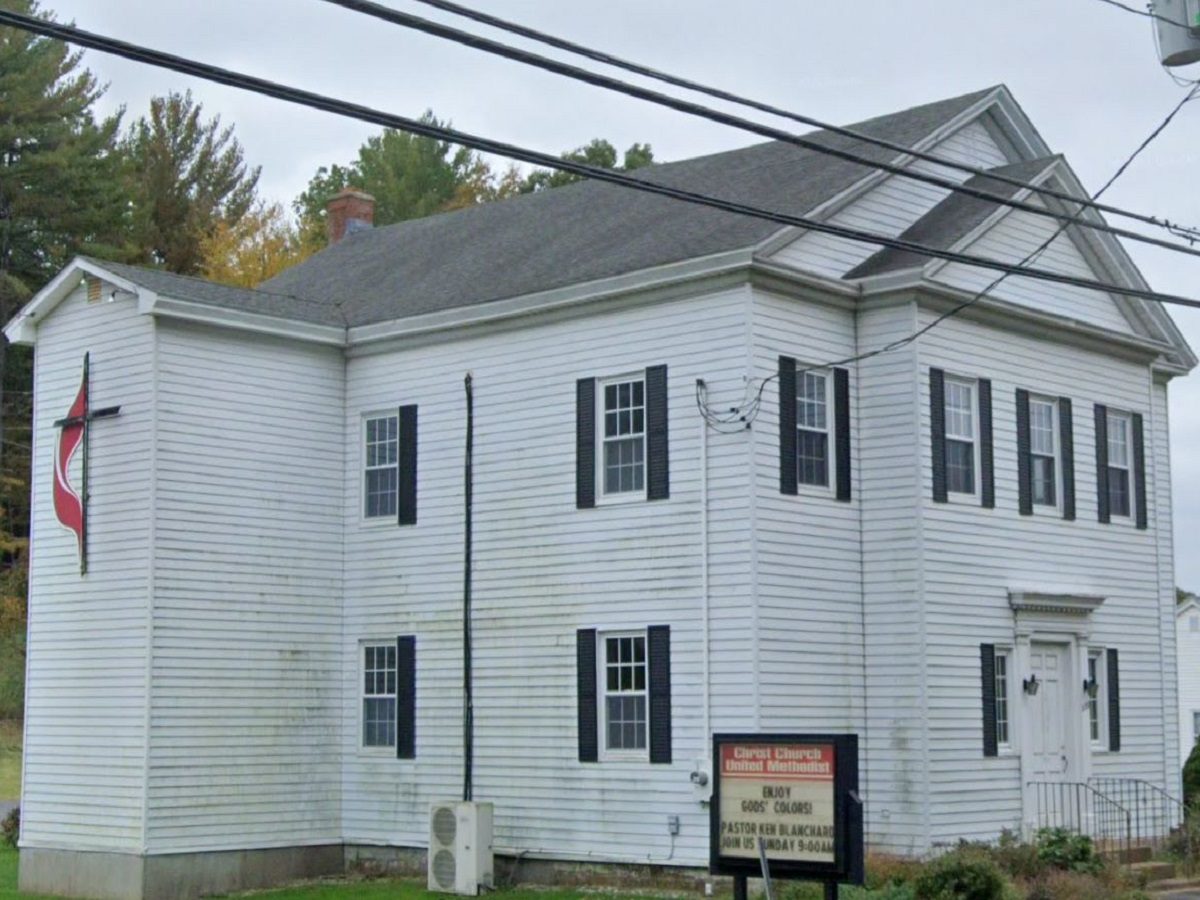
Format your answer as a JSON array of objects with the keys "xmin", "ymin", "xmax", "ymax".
[{"xmin": 53, "ymin": 352, "xmax": 121, "ymax": 576}]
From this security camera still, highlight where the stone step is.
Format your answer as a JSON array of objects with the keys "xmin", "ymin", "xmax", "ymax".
[
  {"xmin": 1103, "ymin": 844, "xmax": 1155, "ymax": 864},
  {"xmin": 1149, "ymin": 876, "xmax": 1200, "ymax": 895},
  {"xmin": 1132, "ymin": 860, "xmax": 1178, "ymax": 885}
]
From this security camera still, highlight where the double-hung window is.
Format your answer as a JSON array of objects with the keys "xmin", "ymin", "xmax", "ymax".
[
  {"xmin": 1030, "ymin": 397, "xmax": 1058, "ymax": 507},
  {"xmin": 944, "ymin": 379, "xmax": 977, "ymax": 495},
  {"xmin": 1193, "ymin": 711, "xmax": 1200, "ymax": 745},
  {"xmin": 364, "ymin": 414, "xmax": 399, "ymax": 519},
  {"xmin": 601, "ymin": 377, "xmax": 646, "ymax": 497},
  {"xmin": 601, "ymin": 632, "xmax": 648, "ymax": 754},
  {"xmin": 362, "ymin": 643, "xmax": 397, "ymax": 748},
  {"xmin": 797, "ymin": 371, "xmax": 832, "ymax": 487},
  {"xmin": 1106, "ymin": 411, "xmax": 1133, "ymax": 518},
  {"xmin": 994, "ymin": 649, "xmax": 1011, "ymax": 748}
]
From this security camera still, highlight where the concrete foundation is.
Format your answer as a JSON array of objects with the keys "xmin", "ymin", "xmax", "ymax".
[{"xmin": 20, "ymin": 844, "xmax": 343, "ymax": 900}]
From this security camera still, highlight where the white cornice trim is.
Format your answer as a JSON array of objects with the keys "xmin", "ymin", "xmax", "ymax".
[
  {"xmin": 4, "ymin": 258, "xmax": 143, "ymax": 345},
  {"xmin": 143, "ymin": 295, "xmax": 347, "ymax": 346},
  {"xmin": 1009, "ymin": 591, "xmax": 1106, "ymax": 617}
]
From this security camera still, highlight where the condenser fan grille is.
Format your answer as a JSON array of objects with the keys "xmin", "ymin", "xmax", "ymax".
[
  {"xmin": 433, "ymin": 806, "xmax": 457, "ymax": 845},
  {"xmin": 432, "ymin": 849, "xmax": 456, "ymax": 889}
]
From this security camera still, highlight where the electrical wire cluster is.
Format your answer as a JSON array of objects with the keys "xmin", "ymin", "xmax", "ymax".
[{"xmin": 0, "ymin": 3, "xmax": 1196, "ymax": 435}]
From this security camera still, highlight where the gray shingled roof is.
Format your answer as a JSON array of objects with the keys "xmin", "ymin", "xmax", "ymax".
[
  {"xmin": 96, "ymin": 87, "xmax": 1000, "ymax": 329},
  {"xmin": 93, "ymin": 259, "xmax": 345, "ymax": 326},
  {"xmin": 845, "ymin": 156, "xmax": 1061, "ymax": 279}
]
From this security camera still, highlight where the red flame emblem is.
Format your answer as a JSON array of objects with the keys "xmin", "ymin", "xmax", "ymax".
[{"xmin": 53, "ymin": 371, "xmax": 86, "ymax": 556}]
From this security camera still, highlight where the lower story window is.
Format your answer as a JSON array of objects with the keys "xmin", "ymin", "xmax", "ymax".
[
  {"xmin": 1193, "ymin": 711, "xmax": 1200, "ymax": 744},
  {"xmin": 1088, "ymin": 651, "xmax": 1107, "ymax": 746},
  {"xmin": 602, "ymin": 633, "xmax": 647, "ymax": 753},
  {"xmin": 994, "ymin": 650, "xmax": 1010, "ymax": 747},
  {"xmin": 363, "ymin": 643, "xmax": 397, "ymax": 748}
]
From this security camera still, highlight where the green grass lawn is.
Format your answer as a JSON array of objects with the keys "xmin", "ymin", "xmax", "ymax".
[{"xmin": 0, "ymin": 722, "xmax": 19, "ymax": 801}]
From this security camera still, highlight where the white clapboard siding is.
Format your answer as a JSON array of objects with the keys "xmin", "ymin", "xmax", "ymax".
[
  {"xmin": 771, "ymin": 120, "xmax": 1010, "ymax": 277},
  {"xmin": 932, "ymin": 197, "xmax": 1134, "ymax": 334},
  {"xmin": 855, "ymin": 301, "xmax": 930, "ymax": 855},
  {"xmin": 23, "ymin": 283, "xmax": 153, "ymax": 852},
  {"xmin": 748, "ymin": 291, "xmax": 863, "ymax": 732},
  {"xmin": 341, "ymin": 288, "xmax": 753, "ymax": 864},
  {"xmin": 916, "ymin": 312, "xmax": 1172, "ymax": 844},
  {"xmin": 145, "ymin": 320, "xmax": 344, "ymax": 854},
  {"xmin": 1153, "ymin": 384, "xmax": 1180, "ymax": 794}
]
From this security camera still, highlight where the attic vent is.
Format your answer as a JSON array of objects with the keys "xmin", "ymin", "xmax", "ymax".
[{"xmin": 85, "ymin": 276, "xmax": 102, "ymax": 304}]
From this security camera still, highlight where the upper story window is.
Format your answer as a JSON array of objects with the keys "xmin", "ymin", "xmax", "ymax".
[
  {"xmin": 944, "ymin": 378, "xmax": 977, "ymax": 495},
  {"xmin": 601, "ymin": 377, "xmax": 646, "ymax": 497},
  {"xmin": 1106, "ymin": 411, "xmax": 1133, "ymax": 519},
  {"xmin": 364, "ymin": 414, "xmax": 399, "ymax": 518},
  {"xmin": 1029, "ymin": 397, "xmax": 1058, "ymax": 507},
  {"xmin": 1191, "ymin": 615, "xmax": 1199, "ymax": 634},
  {"xmin": 601, "ymin": 632, "xmax": 647, "ymax": 755},
  {"xmin": 797, "ymin": 371, "xmax": 832, "ymax": 487}
]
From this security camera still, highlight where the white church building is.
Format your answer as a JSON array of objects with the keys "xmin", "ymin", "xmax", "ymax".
[{"xmin": 8, "ymin": 85, "xmax": 1194, "ymax": 899}]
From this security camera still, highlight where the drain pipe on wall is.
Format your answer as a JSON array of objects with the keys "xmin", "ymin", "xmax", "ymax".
[
  {"xmin": 463, "ymin": 372, "xmax": 475, "ymax": 802},
  {"xmin": 698, "ymin": 379, "xmax": 711, "ymax": 749}
]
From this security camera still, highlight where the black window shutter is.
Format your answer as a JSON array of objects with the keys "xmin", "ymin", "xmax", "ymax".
[
  {"xmin": 930, "ymin": 368, "xmax": 947, "ymax": 503},
  {"xmin": 779, "ymin": 357, "xmax": 798, "ymax": 496},
  {"xmin": 576, "ymin": 379, "xmax": 596, "ymax": 509},
  {"xmin": 1133, "ymin": 413, "xmax": 1147, "ymax": 530},
  {"xmin": 648, "ymin": 625, "xmax": 672, "ymax": 764},
  {"xmin": 980, "ymin": 644, "xmax": 998, "ymax": 758},
  {"xmin": 398, "ymin": 405, "xmax": 418, "ymax": 526},
  {"xmin": 1095, "ymin": 405, "xmax": 1110, "ymax": 524},
  {"xmin": 1016, "ymin": 389, "xmax": 1033, "ymax": 516},
  {"xmin": 1060, "ymin": 398, "xmax": 1075, "ymax": 521},
  {"xmin": 576, "ymin": 629, "xmax": 598, "ymax": 762},
  {"xmin": 646, "ymin": 365, "xmax": 670, "ymax": 501},
  {"xmin": 979, "ymin": 378, "xmax": 995, "ymax": 509},
  {"xmin": 1107, "ymin": 647, "xmax": 1121, "ymax": 752},
  {"xmin": 834, "ymin": 367, "xmax": 851, "ymax": 502},
  {"xmin": 396, "ymin": 635, "xmax": 416, "ymax": 759}
]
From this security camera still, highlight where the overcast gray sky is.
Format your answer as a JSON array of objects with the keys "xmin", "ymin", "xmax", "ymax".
[{"xmin": 47, "ymin": 0, "xmax": 1200, "ymax": 586}]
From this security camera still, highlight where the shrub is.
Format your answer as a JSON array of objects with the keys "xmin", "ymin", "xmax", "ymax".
[
  {"xmin": 865, "ymin": 852, "xmax": 923, "ymax": 889},
  {"xmin": 1023, "ymin": 869, "xmax": 1150, "ymax": 900},
  {"xmin": 2, "ymin": 805, "xmax": 17, "ymax": 848},
  {"xmin": 1185, "ymin": 740, "xmax": 1200, "ymax": 812},
  {"xmin": 912, "ymin": 848, "xmax": 1008, "ymax": 900},
  {"xmin": 991, "ymin": 829, "xmax": 1043, "ymax": 880},
  {"xmin": 1033, "ymin": 828, "xmax": 1102, "ymax": 875}
]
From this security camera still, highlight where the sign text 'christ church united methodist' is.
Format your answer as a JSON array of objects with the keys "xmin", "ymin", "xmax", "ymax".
[{"xmin": 710, "ymin": 733, "xmax": 863, "ymax": 886}]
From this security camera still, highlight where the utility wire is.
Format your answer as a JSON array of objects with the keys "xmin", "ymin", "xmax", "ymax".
[
  {"xmin": 3, "ymin": 10, "xmax": 1197, "ymax": 312},
  {"xmin": 395, "ymin": 0, "xmax": 1200, "ymax": 243},
  {"xmin": 1095, "ymin": 0, "xmax": 1192, "ymax": 29},
  {"xmin": 695, "ymin": 80, "xmax": 1200, "ymax": 431},
  {"xmin": 319, "ymin": 0, "xmax": 1200, "ymax": 263}
]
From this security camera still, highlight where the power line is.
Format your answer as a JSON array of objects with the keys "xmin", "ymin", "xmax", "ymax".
[
  {"xmin": 696, "ymin": 79, "xmax": 1200, "ymax": 432},
  {"xmin": 1095, "ymin": 0, "xmax": 1187, "ymax": 29},
  {"xmin": 319, "ymin": 0, "xmax": 1200, "ymax": 263},
  {"xmin": 1, "ymin": 10, "xmax": 1197, "ymax": 311},
  {"xmin": 397, "ymin": 0, "xmax": 1200, "ymax": 243}
]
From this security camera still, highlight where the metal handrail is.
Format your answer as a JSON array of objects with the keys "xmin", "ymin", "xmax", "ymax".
[
  {"xmin": 1027, "ymin": 780, "xmax": 1133, "ymax": 862},
  {"xmin": 1088, "ymin": 776, "xmax": 1190, "ymax": 856}
]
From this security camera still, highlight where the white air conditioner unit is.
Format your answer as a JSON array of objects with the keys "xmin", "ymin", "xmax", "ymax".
[{"xmin": 427, "ymin": 801, "xmax": 494, "ymax": 895}]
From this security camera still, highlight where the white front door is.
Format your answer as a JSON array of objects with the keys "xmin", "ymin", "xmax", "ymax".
[{"xmin": 1029, "ymin": 642, "xmax": 1074, "ymax": 780}]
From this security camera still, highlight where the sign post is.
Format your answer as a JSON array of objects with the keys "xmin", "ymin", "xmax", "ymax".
[{"xmin": 710, "ymin": 734, "xmax": 863, "ymax": 897}]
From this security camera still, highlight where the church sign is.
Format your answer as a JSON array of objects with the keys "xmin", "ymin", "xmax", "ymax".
[{"xmin": 710, "ymin": 733, "xmax": 863, "ymax": 889}]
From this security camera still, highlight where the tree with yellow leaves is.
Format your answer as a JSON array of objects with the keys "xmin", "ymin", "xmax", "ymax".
[{"xmin": 198, "ymin": 201, "xmax": 310, "ymax": 288}]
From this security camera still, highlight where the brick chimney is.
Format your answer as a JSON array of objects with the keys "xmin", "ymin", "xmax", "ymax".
[{"xmin": 326, "ymin": 188, "xmax": 376, "ymax": 245}]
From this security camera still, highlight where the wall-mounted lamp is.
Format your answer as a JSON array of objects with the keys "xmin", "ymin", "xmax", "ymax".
[
  {"xmin": 1083, "ymin": 677, "xmax": 1099, "ymax": 699},
  {"xmin": 1023, "ymin": 674, "xmax": 1040, "ymax": 696}
]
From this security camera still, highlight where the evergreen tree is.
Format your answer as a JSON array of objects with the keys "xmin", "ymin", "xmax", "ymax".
[
  {"xmin": 519, "ymin": 139, "xmax": 655, "ymax": 193},
  {"xmin": 123, "ymin": 90, "xmax": 260, "ymax": 275},
  {"xmin": 0, "ymin": 0, "xmax": 131, "ymax": 717}
]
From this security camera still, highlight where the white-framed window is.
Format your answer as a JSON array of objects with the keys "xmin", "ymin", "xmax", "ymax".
[
  {"xmin": 363, "ymin": 413, "xmax": 399, "ymax": 519},
  {"xmin": 1106, "ymin": 411, "xmax": 1133, "ymax": 519},
  {"xmin": 1193, "ymin": 711, "xmax": 1200, "ymax": 744},
  {"xmin": 995, "ymin": 649, "xmax": 1011, "ymax": 749},
  {"xmin": 1088, "ymin": 651, "xmax": 1108, "ymax": 747},
  {"xmin": 362, "ymin": 642, "xmax": 397, "ymax": 748},
  {"xmin": 1190, "ymin": 615, "xmax": 1199, "ymax": 634},
  {"xmin": 944, "ymin": 378, "xmax": 978, "ymax": 495},
  {"xmin": 599, "ymin": 631, "xmax": 648, "ymax": 756},
  {"xmin": 599, "ymin": 376, "xmax": 646, "ymax": 498},
  {"xmin": 797, "ymin": 370, "xmax": 834, "ymax": 488},
  {"xmin": 1029, "ymin": 397, "xmax": 1058, "ymax": 508}
]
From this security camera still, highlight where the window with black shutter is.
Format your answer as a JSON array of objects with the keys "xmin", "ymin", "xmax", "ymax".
[
  {"xmin": 779, "ymin": 356, "xmax": 851, "ymax": 499},
  {"xmin": 578, "ymin": 626, "xmax": 671, "ymax": 763},
  {"xmin": 578, "ymin": 367, "xmax": 669, "ymax": 505},
  {"xmin": 361, "ymin": 636, "xmax": 416, "ymax": 758}
]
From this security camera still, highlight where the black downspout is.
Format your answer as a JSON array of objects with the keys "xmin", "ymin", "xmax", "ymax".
[{"xmin": 463, "ymin": 373, "xmax": 474, "ymax": 802}]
